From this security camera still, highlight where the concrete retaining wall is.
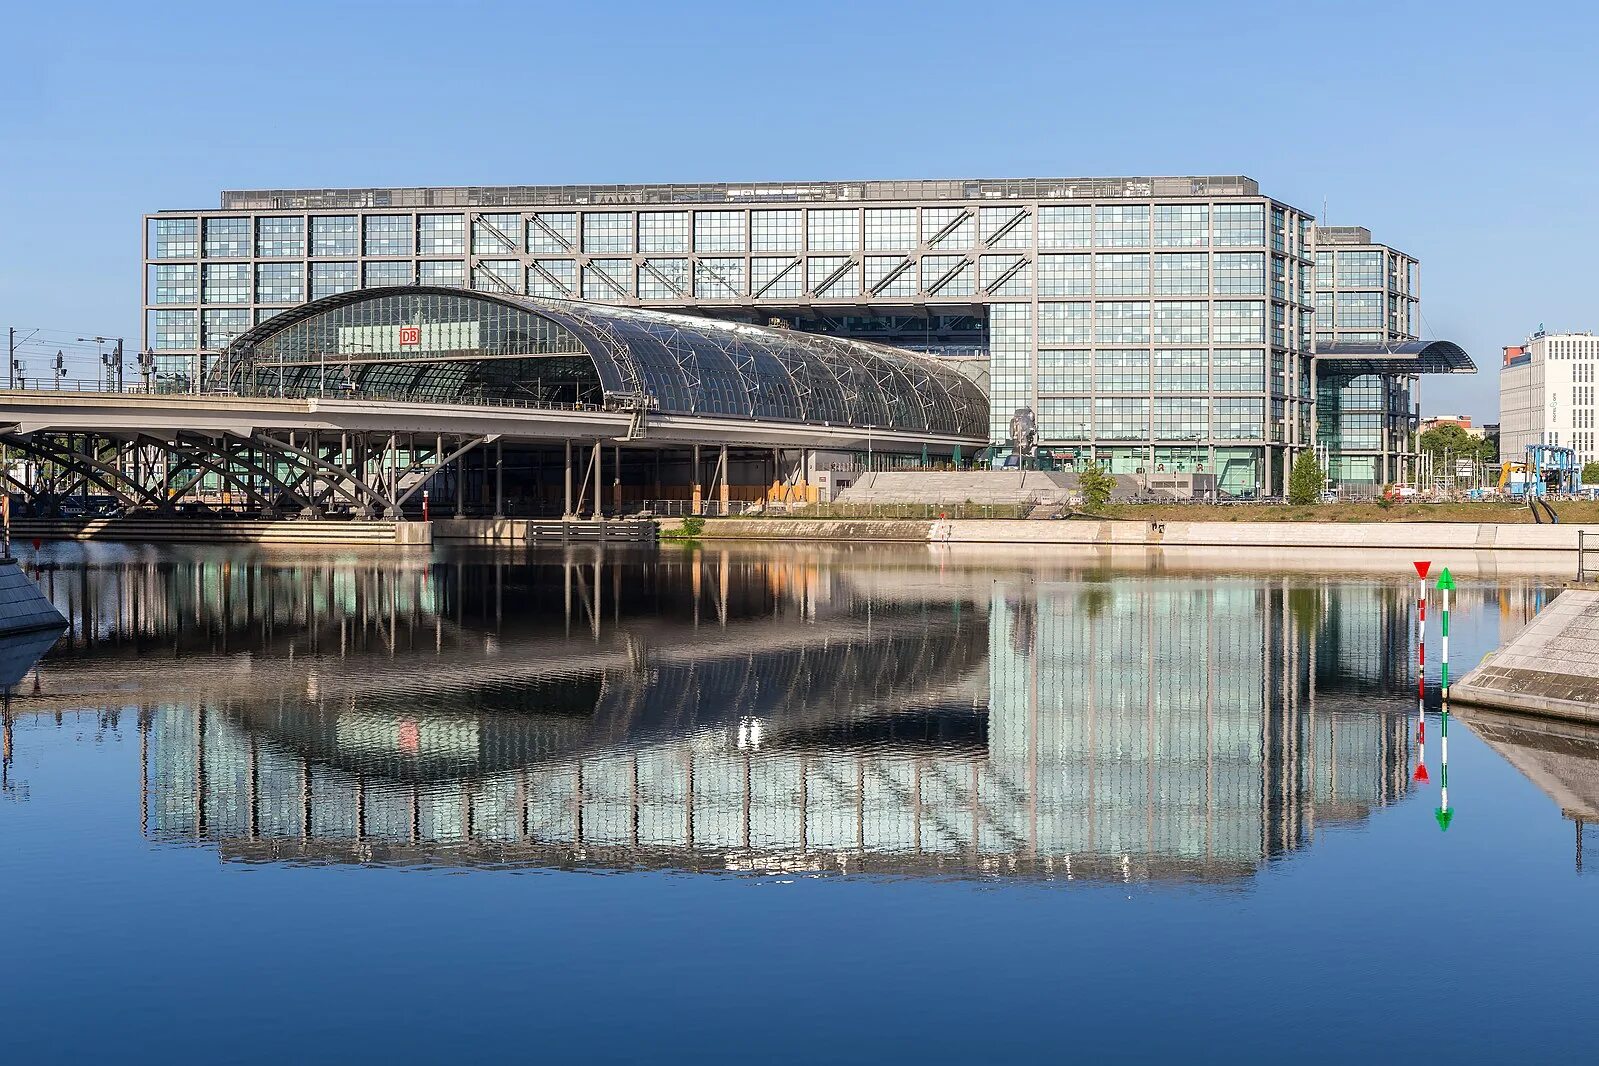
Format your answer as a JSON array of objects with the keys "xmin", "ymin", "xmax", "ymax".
[
  {"xmin": 681, "ymin": 517, "xmax": 1598, "ymax": 551},
  {"xmin": 0, "ymin": 559, "xmax": 66, "ymax": 638},
  {"xmin": 1454, "ymin": 586, "xmax": 1599, "ymax": 723},
  {"xmin": 15, "ymin": 518, "xmax": 427, "ymax": 546}
]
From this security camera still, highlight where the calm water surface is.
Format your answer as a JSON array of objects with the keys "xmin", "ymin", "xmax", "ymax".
[{"xmin": 1, "ymin": 543, "xmax": 1593, "ymax": 1063}]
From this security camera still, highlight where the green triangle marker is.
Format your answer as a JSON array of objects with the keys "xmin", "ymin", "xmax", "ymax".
[
  {"xmin": 1436, "ymin": 568, "xmax": 1456, "ymax": 591},
  {"xmin": 1435, "ymin": 807, "xmax": 1453, "ymax": 832}
]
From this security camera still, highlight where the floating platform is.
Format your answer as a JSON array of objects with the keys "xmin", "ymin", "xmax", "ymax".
[
  {"xmin": 1453, "ymin": 585, "xmax": 1599, "ymax": 723},
  {"xmin": 0, "ymin": 558, "xmax": 67, "ymax": 640}
]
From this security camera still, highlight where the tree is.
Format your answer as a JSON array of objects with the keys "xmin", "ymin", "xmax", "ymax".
[
  {"xmin": 1419, "ymin": 423, "xmax": 1495, "ymax": 466},
  {"xmin": 1287, "ymin": 449, "xmax": 1325, "ymax": 505},
  {"xmin": 1078, "ymin": 463, "xmax": 1115, "ymax": 507},
  {"xmin": 1584, "ymin": 461, "xmax": 1599, "ymax": 487}
]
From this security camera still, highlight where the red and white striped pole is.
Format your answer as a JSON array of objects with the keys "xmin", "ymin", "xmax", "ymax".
[{"xmin": 1413, "ymin": 560, "xmax": 1430, "ymax": 783}]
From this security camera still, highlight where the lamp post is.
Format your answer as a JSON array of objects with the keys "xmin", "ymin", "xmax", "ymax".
[{"xmin": 866, "ymin": 424, "xmax": 875, "ymax": 473}]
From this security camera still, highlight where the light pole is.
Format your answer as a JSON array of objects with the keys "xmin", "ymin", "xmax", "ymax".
[{"xmin": 866, "ymin": 424, "xmax": 875, "ymax": 473}]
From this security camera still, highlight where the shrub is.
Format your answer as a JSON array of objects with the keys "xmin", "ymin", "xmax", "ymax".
[
  {"xmin": 1287, "ymin": 450, "xmax": 1324, "ymax": 506},
  {"xmin": 1078, "ymin": 463, "xmax": 1115, "ymax": 508}
]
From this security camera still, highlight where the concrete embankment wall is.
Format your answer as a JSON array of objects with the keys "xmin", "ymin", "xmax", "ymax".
[
  {"xmin": 673, "ymin": 518, "xmax": 1598, "ymax": 552},
  {"xmin": 0, "ymin": 559, "xmax": 66, "ymax": 638},
  {"xmin": 1454, "ymin": 586, "xmax": 1599, "ymax": 723},
  {"xmin": 15, "ymin": 518, "xmax": 428, "ymax": 546}
]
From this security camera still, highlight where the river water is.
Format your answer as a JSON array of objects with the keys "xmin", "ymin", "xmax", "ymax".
[{"xmin": 0, "ymin": 543, "xmax": 1593, "ymax": 1063}]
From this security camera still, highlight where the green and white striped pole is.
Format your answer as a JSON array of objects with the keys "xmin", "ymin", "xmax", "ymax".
[{"xmin": 1435, "ymin": 567, "xmax": 1455, "ymax": 832}]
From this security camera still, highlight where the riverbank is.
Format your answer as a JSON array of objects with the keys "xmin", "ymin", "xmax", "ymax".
[{"xmin": 663, "ymin": 516, "xmax": 1599, "ymax": 553}]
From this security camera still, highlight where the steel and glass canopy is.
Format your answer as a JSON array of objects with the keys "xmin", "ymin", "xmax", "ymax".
[
  {"xmin": 1315, "ymin": 340, "xmax": 1476, "ymax": 377},
  {"xmin": 219, "ymin": 286, "xmax": 987, "ymax": 439}
]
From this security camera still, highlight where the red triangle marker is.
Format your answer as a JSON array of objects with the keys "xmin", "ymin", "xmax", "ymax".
[
  {"xmin": 1413, "ymin": 763, "xmax": 1430, "ymax": 783},
  {"xmin": 1413, "ymin": 561, "xmax": 1431, "ymax": 578}
]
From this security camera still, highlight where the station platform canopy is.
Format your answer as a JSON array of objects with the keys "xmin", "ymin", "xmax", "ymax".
[
  {"xmin": 1315, "ymin": 340, "xmax": 1477, "ymax": 377},
  {"xmin": 219, "ymin": 286, "xmax": 987, "ymax": 442}
]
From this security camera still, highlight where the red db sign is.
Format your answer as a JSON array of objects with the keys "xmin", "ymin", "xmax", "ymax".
[{"xmin": 398, "ymin": 325, "xmax": 421, "ymax": 346}]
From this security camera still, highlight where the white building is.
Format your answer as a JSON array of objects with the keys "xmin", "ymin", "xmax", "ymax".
[{"xmin": 1500, "ymin": 331, "xmax": 1599, "ymax": 465}]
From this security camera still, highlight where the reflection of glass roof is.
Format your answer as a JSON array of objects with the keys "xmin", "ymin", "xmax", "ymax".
[
  {"xmin": 222, "ymin": 286, "xmax": 987, "ymax": 438},
  {"xmin": 1316, "ymin": 340, "xmax": 1476, "ymax": 377}
]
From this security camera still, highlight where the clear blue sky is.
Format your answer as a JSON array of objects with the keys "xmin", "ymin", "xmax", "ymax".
[{"xmin": 3, "ymin": 0, "xmax": 1593, "ymax": 418}]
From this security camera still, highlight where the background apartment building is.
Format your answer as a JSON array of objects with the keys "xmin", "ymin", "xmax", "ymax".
[
  {"xmin": 145, "ymin": 176, "xmax": 1470, "ymax": 496},
  {"xmin": 1500, "ymin": 331, "xmax": 1599, "ymax": 465}
]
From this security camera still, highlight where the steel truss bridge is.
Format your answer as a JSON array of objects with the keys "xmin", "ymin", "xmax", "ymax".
[{"xmin": 0, "ymin": 386, "xmax": 981, "ymax": 518}]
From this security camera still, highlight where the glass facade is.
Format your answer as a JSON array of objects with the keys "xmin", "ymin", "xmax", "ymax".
[{"xmin": 145, "ymin": 177, "xmax": 1327, "ymax": 488}]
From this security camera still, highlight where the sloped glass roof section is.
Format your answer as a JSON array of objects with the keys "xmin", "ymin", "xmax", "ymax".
[{"xmin": 221, "ymin": 286, "xmax": 987, "ymax": 438}]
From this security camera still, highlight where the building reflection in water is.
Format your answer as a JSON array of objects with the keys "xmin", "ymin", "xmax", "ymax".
[{"xmin": 12, "ymin": 549, "xmax": 1453, "ymax": 882}]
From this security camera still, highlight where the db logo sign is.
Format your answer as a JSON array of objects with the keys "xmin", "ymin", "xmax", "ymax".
[{"xmin": 398, "ymin": 326, "xmax": 421, "ymax": 346}]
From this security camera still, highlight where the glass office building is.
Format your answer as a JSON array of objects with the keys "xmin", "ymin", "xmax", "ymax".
[{"xmin": 145, "ymin": 177, "xmax": 1469, "ymax": 495}]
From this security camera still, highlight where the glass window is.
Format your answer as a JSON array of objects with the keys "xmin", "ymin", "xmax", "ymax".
[
  {"xmin": 1153, "ymin": 301, "xmax": 1208, "ymax": 344},
  {"xmin": 473, "ymin": 213, "xmax": 522, "ymax": 255},
  {"xmin": 1094, "ymin": 397, "xmax": 1150, "ymax": 439},
  {"xmin": 528, "ymin": 259, "xmax": 576, "ymax": 298},
  {"xmin": 1094, "ymin": 253, "xmax": 1149, "ymax": 296},
  {"xmin": 865, "ymin": 256, "xmax": 916, "ymax": 297},
  {"xmin": 807, "ymin": 209, "xmax": 859, "ymax": 251},
  {"xmin": 204, "ymin": 217, "xmax": 251, "ymax": 258},
  {"xmin": 1214, "ymin": 349, "xmax": 1265, "ymax": 392},
  {"xmin": 527, "ymin": 212, "xmax": 577, "ymax": 253},
  {"xmin": 1154, "ymin": 396, "xmax": 1209, "ymax": 440},
  {"xmin": 311, "ymin": 216, "xmax": 359, "ymax": 257},
  {"xmin": 150, "ymin": 218, "xmax": 197, "ymax": 259},
  {"xmin": 364, "ymin": 261, "xmax": 413, "ymax": 286},
  {"xmin": 1154, "ymin": 252, "xmax": 1208, "ymax": 295},
  {"xmin": 922, "ymin": 206, "xmax": 974, "ymax": 248},
  {"xmin": 979, "ymin": 207, "xmax": 1030, "ymax": 248},
  {"xmin": 752, "ymin": 210, "xmax": 802, "ymax": 252},
  {"xmin": 255, "ymin": 263, "xmax": 303, "ymax": 304},
  {"xmin": 1336, "ymin": 291, "xmax": 1383, "ymax": 328},
  {"xmin": 920, "ymin": 255, "xmax": 973, "ymax": 297},
  {"xmin": 1215, "ymin": 301, "xmax": 1265, "ymax": 343},
  {"xmin": 1213, "ymin": 397, "xmax": 1265, "ymax": 438},
  {"xmin": 418, "ymin": 260, "xmax": 465, "ymax": 287},
  {"xmin": 582, "ymin": 258, "xmax": 632, "ymax": 299},
  {"xmin": 1094, "ymin": 205, "xmax": 1149, "ymax": 248},
  {"xmin": 582, "ymin": 213, "xmax": 633, "ymax": 254},
  {"xmin": 1038, "ymin": 206, "xmax": 1092, "ymax": 248},
  {"xmin": 255, "ymin": 217, "xmax": 304, "ymax": 258},
  {"xmin": 1038, "ymin": 302, "xmax": 1092, "ymax": 345},
  {"xmin": 1038, "ymin": 350, "xmax": 1092, "ymax": 392},
  {"xmin": 1094, "ymin": 349, "xmax": 1149, "ymax": 392},
  {"xmin": 202, "ymin": 263, "xmax": 250, "ymax": 304},
  {"xmin": 310, "ymin": 262, "xmax": 358, "ymax": 299},
  {"xmin": 1037, "ymin": 254, "xmax": 1091, "ymax": 297},
  {"xmin": 472, "ymin": 260, "xmax": 523, "ymax": 293},
  {"xmin": 1037, "ymin": 397, "xmax": 1091, "ymax": 438},
  {"xmin": 1214, "ymin": 252, "xmax": 1265, "ymax": 295},
  {"xmin": 638, "ymin": 212, "xmax": 690, "ymax": 253},
  {"xmin": 1314, "ymin": 250, "xmax": 1334, "ymax": 291},
  {"xmin": 1214, "ymin": 204, "xmax": 1264, "ymax": 246},
  {"xmin": 202, "ymin": 308, "xmax": 251, "ymax": 349},
  {"xmin": 865, "ymin": 208, "xmax": 916, "ymax": 250},
  {"xmin": 1154, "ymin": 349, "xmax": 1208, "ymax": 392},
  {"xmin": 694, "ymin": 258, "xmax": 745, "ymax": 298},
  {"xmin": 147, "ymin": 309, "xmax": 198, "ymax": 350},
  {"xmin": 1094, "ymin": 301, "xmax": 1150, "ymax": 344},
  {"xmin": 694, "ymin": 211, "xmax": 745, "ymax": 253},
  {"xmin": 807, "ymin": 255, "xmax": 857, "ymax": 297},
  {"xmin": 417, "ymin": 215, "xmax": 465, "ymax": 256},
  {"xmin": 638, "ymin": 258, "xmax": 690, "ymax": 300},
  {"xmin": 364, "ymin": 215, "xmax": 413, "ymax": 256},
  {"xmin": 1154, "ymin": 204, "xmax": 1208, "ymax": 247},
  {"xmin": 149, "ymin": 264, "xmax": 197, "ymax": 305},
  {"xmin": 752, "ymin": 257, "xmax": 802, "ymax": 299},
  {"xmin": 981, "ymin": 255, "xmax": 1030, "ymax": 296},
  {"xmin": 1336, "ymin": 250, "xmax": 1385, "ymax": 287}
]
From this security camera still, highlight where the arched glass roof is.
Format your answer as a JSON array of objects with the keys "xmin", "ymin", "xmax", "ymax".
[
  {"xmin": 1315, "ymin": 340, "xmax": 1476, "ymax": 377},
  {"xmin": 221, "ymin": 286, "xmax": 987, "ymax": 438}
]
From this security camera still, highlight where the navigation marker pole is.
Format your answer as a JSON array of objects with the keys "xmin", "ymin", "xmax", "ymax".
[
  {"xmin": 1436, "ymin": 568, "xmax": 1456, "ymax": 831},
  {"xmin": 1413, "ymin": 561, "xmax": 1430, "ymax": 783}
]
